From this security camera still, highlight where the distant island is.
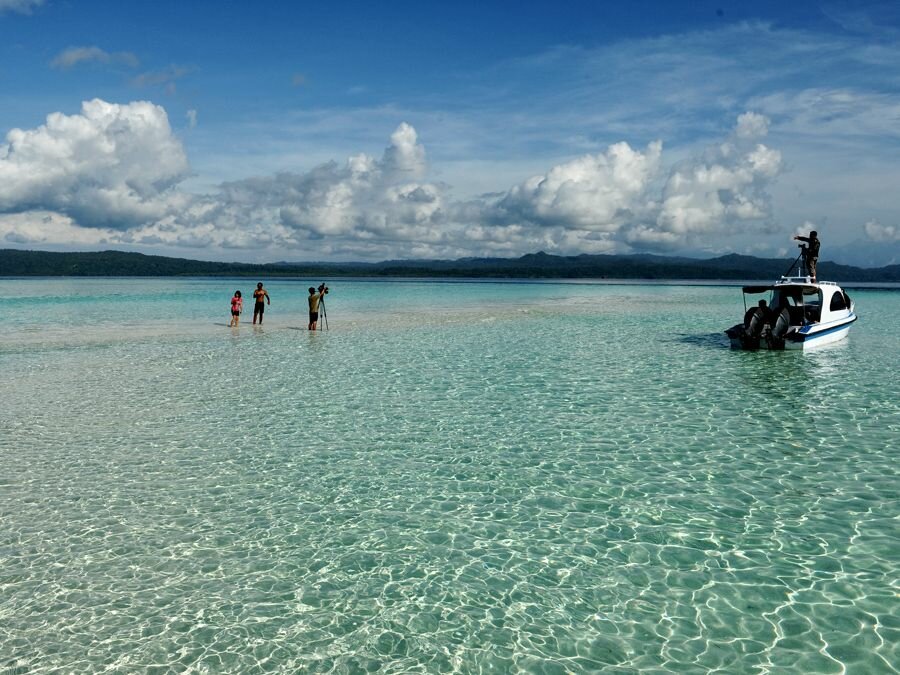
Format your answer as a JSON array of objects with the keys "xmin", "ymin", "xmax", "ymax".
[{"xmin": 2, "ymin": 248, "xmax": 899, "ymax": 282}]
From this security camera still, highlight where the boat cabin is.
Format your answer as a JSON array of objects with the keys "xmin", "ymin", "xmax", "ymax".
[{"xmin": 768, "ymin": 277, "xmax": 853, "ymax": 326}]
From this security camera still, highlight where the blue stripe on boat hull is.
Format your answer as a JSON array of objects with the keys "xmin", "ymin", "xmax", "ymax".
[{"xmin": 787, "ymin": 315, "xmax": 857, "ymax": 343}]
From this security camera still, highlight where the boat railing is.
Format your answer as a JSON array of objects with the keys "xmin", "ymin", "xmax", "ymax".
[{"xmin": 777, "ymin": 276, "xmax": 840, "ymax": 287}]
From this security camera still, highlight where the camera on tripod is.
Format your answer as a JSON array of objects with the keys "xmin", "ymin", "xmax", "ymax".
[{"xmin": 317, "ymin": 283, "xmax": 329, "ymax": 294}]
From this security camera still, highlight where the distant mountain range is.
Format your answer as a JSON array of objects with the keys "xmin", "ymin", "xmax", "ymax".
[{"xmin": 2, "ymin": 248, "xmax": 900, "ymax": 282}]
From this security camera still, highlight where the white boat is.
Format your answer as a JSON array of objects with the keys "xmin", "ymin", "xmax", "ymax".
[{"xmin": 725, "ymin": 275, "xmax": 858, "ymax": 350}]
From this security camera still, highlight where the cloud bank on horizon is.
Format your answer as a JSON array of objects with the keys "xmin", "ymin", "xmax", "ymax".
[{"xmin": 1, "ymin": 100, "xmax": 790, "ymax": 261}]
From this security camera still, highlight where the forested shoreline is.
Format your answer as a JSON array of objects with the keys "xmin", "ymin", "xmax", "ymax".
[{"xmin": 2, "ymin": 248, "xmax": 899, "ymax": 282}]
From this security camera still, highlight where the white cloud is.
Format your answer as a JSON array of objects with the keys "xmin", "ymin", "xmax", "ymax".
[
  {"xmin": 382, "ymin": 122, "xmax": 426, "ymax": 178},
  {"xmin": 0, "ymin": 0, "xmax": 43, "ymax": 15},
  {"xmin": 186, "ymin": 109, "xmax": 197, "ymax": 129},
  {"xmin": 792, "ymin": 221, "xmax": 819, "ymax": 238},
  {"xmin": 492, "ymin": 141, "xmax": 662, "ymax": 231},
  {"xmin": 229, "ymin": 122, "xmax": 440, "ymax": 243},
  {"xmin": 863, "ymin": 219, "xmax": 898, "ymax": 242},
  {"xmin": 50, "ymin": 46, "xmax": 139, "ymax": 70},
  {"xmin": 1, "ymin": 211, "xmax": 113, "ymax": 246},
  {"xmin": 622, "ymin": 224, "xmax": 684, "ymax": 248},
  {"xmin": 461, "ymin": 112, "xmax": 782, "ymax": 253},
  {"xmin": 655, "ymin": 115, "xmax": 781, "ymax": 240},
  {"xmin": 0, "ymin": 99, "xmax": 190, "ymax": 229},
  {"xmin": 0, "ymin": 100, "xmax": 786, "ymax": 260},
  {"xmin": 735, "ymin": 111, "xmax": 769, "ymax": 139}
]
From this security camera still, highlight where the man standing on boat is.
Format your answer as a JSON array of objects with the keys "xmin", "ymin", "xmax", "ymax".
[{"xmin": 793, "ymin": 231, "xmax": 820, "ymax": 281}]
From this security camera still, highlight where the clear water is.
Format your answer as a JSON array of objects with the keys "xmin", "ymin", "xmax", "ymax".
[{"xmin": 1, "ymin": 278, "xmax": 898, "ymax": 673}]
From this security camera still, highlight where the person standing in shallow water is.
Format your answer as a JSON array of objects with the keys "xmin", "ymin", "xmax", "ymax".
[
  {"xmin": 308, "ymin": 286, "xmax": 325, "ymax": 330},
  {"xmin": 229, "ymin": 290, "xmax": 243, "ymax": 327},
  {"xmin": 793, "ymin": 230, "xmax": 820, "ymax": 281},
  {"xmin": 252, "ymin": 282, "xmax": 270, "ymax": 325}
]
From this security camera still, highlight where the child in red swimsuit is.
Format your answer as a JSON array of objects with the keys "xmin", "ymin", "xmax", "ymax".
[{"xmin": 229, "ymin": 290, "xmax": 243, "ymax": 327}]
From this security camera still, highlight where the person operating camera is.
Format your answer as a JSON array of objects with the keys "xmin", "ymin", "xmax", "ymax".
[
  {"xmin": 793, "ymin": 230, "xmax": 820, "ymax": 281},
  {"xmin": 308, "ymin": 284, "xmax": 328, "ymax": 331}
]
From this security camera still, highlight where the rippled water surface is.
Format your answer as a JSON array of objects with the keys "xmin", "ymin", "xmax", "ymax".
[{"xmin": 1, "ymin": 278, "xmax": 898, "ymax": 673}]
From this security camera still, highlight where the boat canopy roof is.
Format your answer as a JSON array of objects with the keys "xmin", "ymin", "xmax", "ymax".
[{"xmin": 742, "ymin": 281, "xmax": 823, "ymax": 294}]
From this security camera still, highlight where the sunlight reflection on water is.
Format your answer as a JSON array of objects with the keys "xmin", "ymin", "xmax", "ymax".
[{"xmin": 1, "ymin": 279, "xmax": 897, "ymax": 672}]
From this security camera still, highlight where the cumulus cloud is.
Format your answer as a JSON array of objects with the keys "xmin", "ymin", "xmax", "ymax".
[
  {"xmin": 0, "ymin": 99, "xmax": 190, "ymax": 228},
  {"xmin": 0, "ymin": 0, "xmax": 43, "ymax": 15},
  {"xmin": 793, "ymin": 221, "xmax": 819, "ymax": 237},
  {"xmin": 492, "ymin": 141, "xmax": 662, "ymax": 231},
  {"xmin": 1, "ymin": 211, "xmax": 113, "ymax": 246},
  {"xmin": 0, "ymin": 100, "xmax": 786, "ymax": 260},
  {"xmin": 221, "ymin": 122, "xmax": 439, "ymax": 244},
  {"xmin": 735, "ymin": 111, "xmax": 770, "ymax": 139},
  {"xmin": 0, "ymin": 119, "xmax": 451, "ymax": 257},
  {"xmin": 51, "ymin": 46, "xmax": 139, "ymax": 70},
  {"xmin": 460, "ymin": 111, "xmax": 781, "ymax": 252},
  {"xmin": 382, "ymin": 122, "xmax": 427, "ymax": 178},
  {"xmin": 863, "ymin": 219, "xmax": 899, "ymax": 242},
  {"xmin": 652, "ymin": 114, "xmax": 781, "ymax": 243}
]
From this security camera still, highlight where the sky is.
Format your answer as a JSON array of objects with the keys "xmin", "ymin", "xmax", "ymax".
[{"xmin": 1, "ymin": 0, "xmax": 899, "ymax": 265}]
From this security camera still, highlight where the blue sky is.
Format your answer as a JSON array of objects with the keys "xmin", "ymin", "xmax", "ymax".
[{"xmin": 1, "ymin": 0, "xmax": 899, "ymax": 264}]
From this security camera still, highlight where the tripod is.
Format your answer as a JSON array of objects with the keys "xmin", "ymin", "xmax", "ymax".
[
  {"xmin": 783, "ymin": 249, "xmax": 804, "ymax": 277},
  {"xmin": 318, "ymin": 296, "xmax": 328, "ymax": 331}
]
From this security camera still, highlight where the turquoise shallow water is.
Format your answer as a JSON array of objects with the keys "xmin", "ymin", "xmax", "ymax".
[{"xmin": 1, "ymin": 278, "xmax": 898, "ymax": 673}]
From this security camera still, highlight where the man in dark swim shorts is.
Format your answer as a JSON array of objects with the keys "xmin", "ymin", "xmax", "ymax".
[
  {"xmin": 308, "ymin": 286, "xmax": 325, "ymax": 330},
  {"xmin": 253, "ymin": 282, "xmax": 270, "ymax": 325}
]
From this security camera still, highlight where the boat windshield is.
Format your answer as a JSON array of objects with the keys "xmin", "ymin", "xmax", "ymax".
[
  {"xmin": 770, "ymin": 286, "xmax": 824, "ymax": 324},
  {"xmin": 772, "ymin": 287, "xmax": 803, "ymax": 308},
  {"xmin": 802, "ymin": 286, "xmax": 822, "ymax": 308}
]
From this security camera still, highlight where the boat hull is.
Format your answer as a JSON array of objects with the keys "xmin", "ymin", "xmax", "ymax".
[
  {"xmin": 783, "ymin": 314, "xmax": 857, "ymax": 350},
  {"xmin": 727, "ymin": 313, "xmax": 857, "ymax": 350}
]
